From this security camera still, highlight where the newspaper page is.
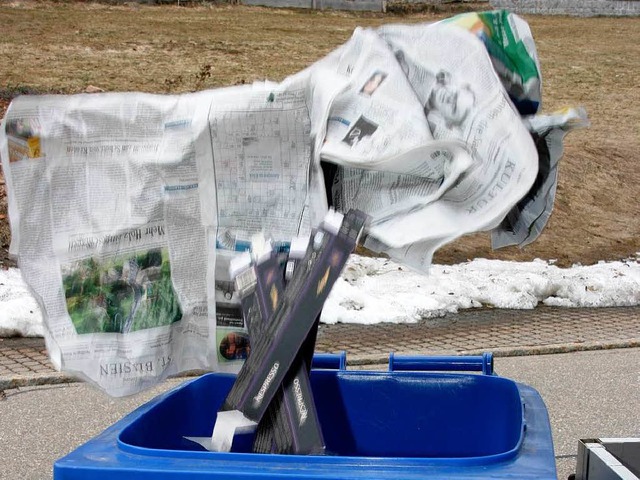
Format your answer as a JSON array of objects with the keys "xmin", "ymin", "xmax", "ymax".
[
  {"xmin": 491, "ymin": 107, "xmax": 590, "ymax": 249},
  {"xmin": 194, "ymin": 79, "xmax": 317, "ymax": 373},
  {"xmin": 317, "ymin": 28, "xmax": 475, "ymax": 225},
  {"xmin": 323, "ymin": 24, "xmax": 539, "ymax": 269},
  {"xmin": 1, "ymin": 92, "xmax": 215, "ymax": 396}
]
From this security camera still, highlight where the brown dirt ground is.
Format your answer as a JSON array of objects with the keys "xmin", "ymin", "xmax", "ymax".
[{"xmin": 1, "ymin": 1, "xmax": 639, "ymax": 269}]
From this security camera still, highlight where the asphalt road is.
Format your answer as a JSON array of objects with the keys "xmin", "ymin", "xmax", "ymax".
[{"xmin": 0, "ymin": 348, "xmax": 638, "ymax": 480}]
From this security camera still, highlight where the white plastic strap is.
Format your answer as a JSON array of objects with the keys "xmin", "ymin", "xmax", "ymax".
[{"xmin": 210, "ymin": 410, "xmax": 258, "ymax": 452}]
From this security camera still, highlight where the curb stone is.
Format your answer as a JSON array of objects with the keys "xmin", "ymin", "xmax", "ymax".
[{"xmin": 2, "ymin": 306, "xmax": 639, "ymax": 392}]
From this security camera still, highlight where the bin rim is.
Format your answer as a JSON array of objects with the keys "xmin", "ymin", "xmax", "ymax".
[{"xmin": 116, "ymin": 370, "xmax": 526, "ymax": 466}]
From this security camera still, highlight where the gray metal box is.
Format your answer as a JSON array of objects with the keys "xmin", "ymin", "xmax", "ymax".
[{"xmin": 576, "ymin": 438, "xmax": 640, "ymax": 480}]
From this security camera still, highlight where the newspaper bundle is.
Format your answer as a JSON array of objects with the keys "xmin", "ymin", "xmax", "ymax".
[{"xmin": 0, "ymin": 11, "xmax": 586, "ymax": 396}]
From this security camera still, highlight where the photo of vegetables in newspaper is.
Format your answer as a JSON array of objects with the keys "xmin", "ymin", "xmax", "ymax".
[{"xmin": 62, "ymin": 248, "xmax": 182, "ymax": 334}]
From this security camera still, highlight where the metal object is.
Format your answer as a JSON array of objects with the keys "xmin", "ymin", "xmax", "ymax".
[{"xmin": 575, "ymin": 438, "xmax": 640, "ymax": 479}]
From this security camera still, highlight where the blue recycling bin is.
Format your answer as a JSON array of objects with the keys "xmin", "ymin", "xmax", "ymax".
[{"xmin": 54, "ymin": 353, "xmax": 557, "ymax": 479}]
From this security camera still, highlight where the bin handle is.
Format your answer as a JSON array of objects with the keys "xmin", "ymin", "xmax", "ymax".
[
  {"xmin": 311, "ymin": 351, "xmax": 347, "ymax": 370},
  {"xmin": 388, "ymin": 352, "xmax": 494, "ymax": 375}
]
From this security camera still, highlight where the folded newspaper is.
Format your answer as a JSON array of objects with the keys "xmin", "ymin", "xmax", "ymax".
[{"xmin": 0, "ymin": 11, "xmax": 587, "ymax": 396}]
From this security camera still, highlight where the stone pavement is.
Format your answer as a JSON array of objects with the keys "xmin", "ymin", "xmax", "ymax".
[{"xmin": 1, "ymin": 305, "xmax": 639, "ymax": 392}]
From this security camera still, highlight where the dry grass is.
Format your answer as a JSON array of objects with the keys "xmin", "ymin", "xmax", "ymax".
[
  {"xmin": 1, "ymin": 1, "xmax": 639, "ymax": 267},
  {"xmin": 0, "ymin": 1, "xmax": 433, "ymax": 93}
]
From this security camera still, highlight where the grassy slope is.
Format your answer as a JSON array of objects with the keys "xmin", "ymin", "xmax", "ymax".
[{"xmin": 0, "ymin": 1, "xmax": 638, "ymax": 267}]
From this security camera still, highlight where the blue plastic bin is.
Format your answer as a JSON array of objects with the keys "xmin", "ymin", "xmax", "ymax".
[{"xmin": 54, "ymin": 353, "xmax": 557, "ymax": 479}]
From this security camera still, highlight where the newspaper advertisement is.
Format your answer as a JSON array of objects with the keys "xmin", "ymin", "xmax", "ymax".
[
  {"xmin": 0, "ymin": 12, "xmax": 586, "ymax": 395},
  {"xmin": 439, "ymin": 10, "xmax": 543, "ymax": 116}
]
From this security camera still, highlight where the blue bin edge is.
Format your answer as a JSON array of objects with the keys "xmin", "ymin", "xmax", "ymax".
[{"xmin": 53, "ymin": 355, "xmax": 557, "ymax": 480}]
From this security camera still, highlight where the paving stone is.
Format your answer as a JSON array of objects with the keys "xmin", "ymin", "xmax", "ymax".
[{"xmin": 1, "ymin": 306, "xmax": 639, "ymax": 386}]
